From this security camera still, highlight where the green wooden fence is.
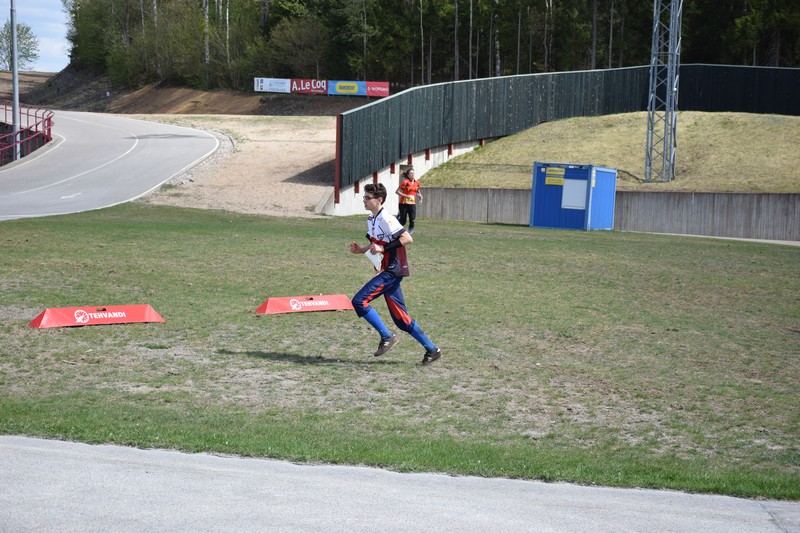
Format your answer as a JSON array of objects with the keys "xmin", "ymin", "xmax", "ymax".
[{"xmin": 335, "ymin": 65, "xmax": 800, "ymax": 200}]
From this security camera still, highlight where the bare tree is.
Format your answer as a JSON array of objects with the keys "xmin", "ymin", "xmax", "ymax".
[
  {"xmin": 608, "ymin": 0, "xmax": 614, "ymax": 69},
  {"xmin": 361, "ymin": 0, "xmax": 368, "ymax": 80},
  {"xmin": 617, "ymin": 7, "xmax": 624, "ymax": 67},
  {"xmin": 590, "ymin": 0, "xmax": 597, "ymax": 69},
  {"xmin": 225, "ymin": 0, "xmax": 230, "ymax": 68},
  {"xmin": 419, "ymin": 0, "xmax": 425, "ymax": 84},
  {"xmin": 468, "ymin": 0, "xmax": 473, "ymax": 78},
  {"xmin": 487, "ymin": 9, "xmax": 492, "ymax": 75},
  {"xmin": 494, "ymin": 12, "xmax": 500, "ymax": 75},
  {"xmin": 475, "ymin": 27, "xmax": 480, "ymax": 77},
  {"xmin": 140, "ymin": 0, "xmax": 146, "ymax": 43},
  {"xmin": 260, "ymin": 0, "xmax": 270, "ymax": 28},
  {"xmin": 428, "ymin": 31, "xmax": 432, "ymax": 82},
  {"xmin": 544, "ymin": 0, "xmax": 554, "ymax": 71},
  {"xmin": 528, "ymin": 5, "xmax": 533, "ymax": 72},
  {"xmin": 516, "ymin": 3, "xmax": 522, "ymax": 74},
  {"xmin": 454, "ymin": 0, "xmax": 459, "ymax": 80},
  {"xmin": 203, "ymin": 0, "xmax": 209, "ymax": 85}
]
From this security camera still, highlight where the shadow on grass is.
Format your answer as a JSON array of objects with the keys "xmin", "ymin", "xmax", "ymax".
[{"xmin": 216, "ymin": 348, "xmax": 403, "ymax": 366}]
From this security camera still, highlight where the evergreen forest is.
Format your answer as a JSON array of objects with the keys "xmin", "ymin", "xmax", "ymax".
[{"xmin": 63, "ymin": 0, "xmax": 800, "ymax": 91}]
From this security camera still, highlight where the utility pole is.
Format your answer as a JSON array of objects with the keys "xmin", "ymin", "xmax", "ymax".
[
  {"xmin": 10, "ymin": 0, "xmax": 21, "ymax": 161},
  {"xmin": 644, "ymin": 0, "xmax": 683, "ymax": 182}
]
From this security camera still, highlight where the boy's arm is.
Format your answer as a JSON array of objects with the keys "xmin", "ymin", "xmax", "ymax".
[
  {"xmin": 348, "ymin": 242, "xmax": 368, "ymax": 254},
  {"xmin": 370, "ymin": 231, "xmax": 412, "ymax": 254}
]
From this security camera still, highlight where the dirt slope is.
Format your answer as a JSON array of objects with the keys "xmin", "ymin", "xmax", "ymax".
[{"xmin": 8, "ymin": 67, "xmax": 368, "ymax": 116}]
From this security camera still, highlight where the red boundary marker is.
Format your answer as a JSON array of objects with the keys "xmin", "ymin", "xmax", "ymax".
[
  {"xmin": 256, "ymin": 294, "xmax": 353, "ymax": 315},
  {"xmin": 29, "ymin": 304, "xmax": 165, "ymax": 328}
]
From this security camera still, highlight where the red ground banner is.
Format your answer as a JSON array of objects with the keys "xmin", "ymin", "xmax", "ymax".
[
  {"xmin": 256, "ymin": 294, "xmax": 354, "ymax": 315},
  {"xmin": 29, "ymin": 304, "xmax": 165, "ymax": 328}
]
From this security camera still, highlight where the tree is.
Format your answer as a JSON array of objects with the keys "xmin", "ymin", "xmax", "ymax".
[
  {"xmin": 0, "ymin": 20, "xmax": 40, "ymax": 71},
  {"xmin": 268, "ymin": 16, "xmax": 330, "ymax": 78},
  {"xmin": 590, "ymin": 0, "xmax": 598, "ymax": 69},
  {"xmin": 64, "ymin": 0, "xmax": 112, "ymax": 71},
  {"xmin": 454, "ymin": 0, "xmax": 459, "ymax": 79},
  {"xmin": 468, "ymin": 0, "xmax": 473, "ymax": 77},
  {"xmin": 59, "ymin": 0, "xmax": 799, "ymax": 93},
  {"xmin": 543, "ymin": 0, "xmax": 554, "ymax": 71},
  {"xmin": 419, "ymin": 0, "xmax": 425, "ymax": 83},
  {"xmin": 204, "ymin": 0, "xmax": 210, "ymax": 86},
  {"xmin": 732, "ymin": 0, "xmax": 800, "ymax": 66}
]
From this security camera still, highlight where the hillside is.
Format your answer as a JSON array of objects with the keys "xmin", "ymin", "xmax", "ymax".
[
  {"xmin": 423, "ymin": 111, "xmax": 800, "ymax": 193},
  {"xmin": 5, "ymin": 67, "xmax": 368, "ymax": 116}
]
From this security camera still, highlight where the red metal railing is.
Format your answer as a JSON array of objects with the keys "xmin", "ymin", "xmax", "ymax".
[{"xmin": 0, "ymin": 102, "xmax": 54, "ymax": 167}]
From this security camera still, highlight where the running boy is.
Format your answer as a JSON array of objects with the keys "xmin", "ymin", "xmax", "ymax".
[
  {"xmin": 396, "ymin": 168, "xmax": 423, "ymax": 234},
  {"xmin": 348, "ymin": 183, "xmax": 442, "ymax": 365}
]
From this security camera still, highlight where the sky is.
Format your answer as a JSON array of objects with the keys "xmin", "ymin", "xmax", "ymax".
[{"xmin": 1, "ymin": 0, "xmax": 70, "ymax": 72}]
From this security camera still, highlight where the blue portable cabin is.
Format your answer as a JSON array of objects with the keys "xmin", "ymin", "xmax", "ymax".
[{"xmin": 530, "ymin": 162, "xmax": 617, "ymax": 231}]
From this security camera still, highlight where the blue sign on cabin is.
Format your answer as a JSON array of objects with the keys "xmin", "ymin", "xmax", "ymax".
[{"xmin": 530, "ymin": 162, "xmax": 617, "ymax": 231}]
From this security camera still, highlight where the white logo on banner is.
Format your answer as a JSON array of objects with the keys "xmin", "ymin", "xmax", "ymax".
[{"xmin": 289, "ymin": 298, "xmax": 331, "ymax": 311}]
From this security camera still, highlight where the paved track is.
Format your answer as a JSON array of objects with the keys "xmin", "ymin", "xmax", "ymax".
[
  {"xmin": 1, "ymin": 436, "xmax": 798, "ymax": 532},
  {"xmin": 0, "ymin": 111, "xmax": 218, "ymax": 221}
]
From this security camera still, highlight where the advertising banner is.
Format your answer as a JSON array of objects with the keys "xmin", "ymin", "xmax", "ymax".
[
  {"xmin": 328, "ymin": 80, "xmax": 366, "ymax": 97},
  {"xmin": 291, "ymin": 79, "xmax": 328, "ymax": 95},
  {"xmin": 29, "ymin": 304, "xmax": 165, "ymax": 328},
  {"xmin": 255, "ymin": 294, "xmax": 354, "ymax": 315},
  {"xmin": 366, "ymin": 81, "xmax": 390, "ymax": 98},
  {"xmin": 254, "ymin": 78, "xmax": 291, "ymax": 93},
  {"xmin": 254, "ymin": 77, "xmax": 389, "ymax": 98}
]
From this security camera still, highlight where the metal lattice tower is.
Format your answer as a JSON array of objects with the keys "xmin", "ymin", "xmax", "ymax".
[{"xmin": 644, "ymin": 0, "xmax": 683, "ymax": 182}]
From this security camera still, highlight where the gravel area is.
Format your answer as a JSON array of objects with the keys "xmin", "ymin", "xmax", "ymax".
[{"xmin": 137, "ymin": 115, "xmax": 338, "ymax": 218}]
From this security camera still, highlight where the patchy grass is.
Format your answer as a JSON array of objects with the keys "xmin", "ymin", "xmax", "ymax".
[
  {"xmin": 422, "ymin": 112, "xmax": 800, "ymax": 193},
  {"xmin": 1, "ymin": 204, "xmax": 798, "ymax": 499}
]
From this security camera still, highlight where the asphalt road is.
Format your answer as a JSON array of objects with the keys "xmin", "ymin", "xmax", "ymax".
[
  {"xmin": 1, "ymin": 436, "xmax": 798, "ymax": 532},
  {"xmin": 0, "ymin": 111, "xmax": 218, "ymax": 221}
]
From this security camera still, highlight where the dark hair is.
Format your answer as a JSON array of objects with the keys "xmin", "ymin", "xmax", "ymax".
[
  {"xmin": 364, "ymin": 183, "xmax": 387, "ymax": 204},
  {"xmin": 404, "ymin": 168, "xmax": 415, "ymax": 178}
]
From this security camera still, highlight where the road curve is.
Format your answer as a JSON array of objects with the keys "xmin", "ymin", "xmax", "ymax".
[{"xmin": 0, "ymin": 111, "xmax": 218, "ymax": 221}]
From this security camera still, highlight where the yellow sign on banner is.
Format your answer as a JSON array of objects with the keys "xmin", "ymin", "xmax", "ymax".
[
  {"xmin": 545, "ymin": 167, "xmax": 566, "ymax": 176},
  {"xmin": 545, "ymin": 177, "xmax": 565, "ymax": 186}
]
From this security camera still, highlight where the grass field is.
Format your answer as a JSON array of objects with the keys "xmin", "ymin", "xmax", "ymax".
[
  {"xmin": 1, "ymin": 204, "xmax": 798, "ymax": 499},
  {"xmin": 423, "ymin": 111, "xmax": 800, "ymax": 193}
]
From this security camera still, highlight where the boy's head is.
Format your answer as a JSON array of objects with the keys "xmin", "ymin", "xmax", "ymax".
[{"xmin": 364, "ymin": 183, "xmax": 387, "ymax": 205}]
